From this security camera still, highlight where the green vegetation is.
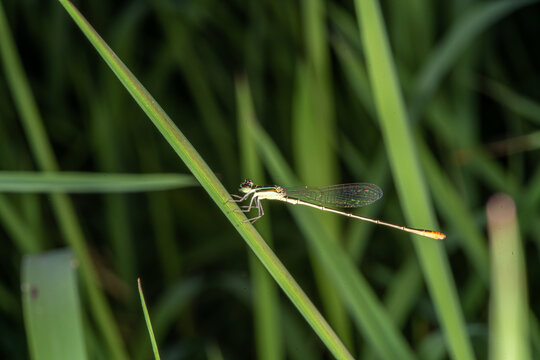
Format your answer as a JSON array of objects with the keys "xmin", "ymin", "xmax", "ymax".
[{"xmin": 0, "ymin": 0, "xmax": 538, "ymax": 359}]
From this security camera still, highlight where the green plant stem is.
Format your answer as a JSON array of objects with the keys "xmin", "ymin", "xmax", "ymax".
[
  {"xmin": 138, "ymin": 279, "xmax": 161, "ymax": 360},
  {"xmin": 0, "ymin": 3, "xmax": 128, "ymax": 359},
  {"xmin": 57, "ymin": 1, "xmax": 353, "ymax": 358},
  {"xmin": 355, "ymin": 0, "xmax": 475, "ymax": 359}
]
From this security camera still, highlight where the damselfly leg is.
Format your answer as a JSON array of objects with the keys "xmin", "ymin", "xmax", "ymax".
[{"xmin": 228, "ymin": 179, "xmax": 446, "ymax": 240}]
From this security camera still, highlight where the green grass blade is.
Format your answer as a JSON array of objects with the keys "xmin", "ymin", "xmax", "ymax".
[
  {"xmin": 410, "ymin": 0, "xmax": 537, "ymax": 121},
  {"xmin": 530, "ymin": 311, "xmax": 540, "ymax": 357},
  {"xmin": 90, "ymin": 77, "xmax": 135, "ymax": 284},
  {"xmin": 0, "ymin": 4, "xmax": 57, "ymax": 170},
  {"xmin": 354, "ymin": 1, "xmax": 474, "ymax": 359},
  {"xmin": 282, "ymin": 308, "xmax": 322, "ymax": 360},
  {"xmin": 0, "ymin": 281, "xmax": 19, "ymax": 317},
  {"xmin": 133, "ymin": 278, "xmax": 203, "ymax": 360},
  {"xmin": 426, "ymin": 101, "xmax": 519, "ymax": 196},
  {"xmin": 250, "ymin": 121, "xmax": 415, "ymax": 360},
  {"xmin": 417, "ymin": 331, "xmax": 447, "ymax": 360},
  {"xmin": 292, "ymin": 61, "xmax": 352, "ymax": 349},
  {"xmin": 151, "ymin": 2, "xmax": 236, "ymax": 179},
  {"xmin": 418, "ymin": 140, "xmax": 489, "ymax": 281},
  {"xmin": 137, "ymin": 279, "xmax": 161, "ymax": 360},
  {"xmin": 388, "ymin": 0, "xmax": 432, "ymax": 68},
  {"xmin": 484, "ymin": 79, "xmax": 540, "ymax": 126},
  {"xmin": 57, "ymin": 0, "xmax": 221, "ymax": 200},
  {"xmin": 22, "ymin": 249, "xmax": 87, "ymax": 360},
  {"xmin": 382, "ymin": 255, "xmax": 423, "ymax": 327},
  {"xmin": 206, "ymin": 342, "xmax": 225, "ymax": 360},
  {"xmin": 361, "ymin": 255, "xmax": 423, "ymax": 360},
  {"xmin": 340, "ymin": 139, "xmax": 389, "ymax": 262},
  {"xmin": 0, "ymin": 3, "xmax": 128, "ymax": 359},
  {"xmin": 236, "ymin": 76, "xmax": 284, "ymax": 360},
  {"xmin": 331, "ymin": 35, "xmax": 373, "ymax": 117},
  {"xmin": 0, "ymin": 194, "xmax": 42, "ymax": 253},
  {"xmin": 136, "ymin": 137, "xmax": 183, "ymax": 282},
  {"xmin": 57, "ymin": 2, "xmax": 352, "ymax": 359},
  {"xmin": 0, "ymin": 172, "xmax": 196, "ymax": 193},
  {"xmin": 487, "ymin": 194, "xmax": 530, "ymax": 360}
]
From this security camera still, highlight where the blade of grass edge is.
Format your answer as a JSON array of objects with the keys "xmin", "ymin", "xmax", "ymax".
[
  {"xmin": 409, "ymin": 0, "xmax": 538, "ymax": 122},
  {"xmin": 418, "ymin": 139, "xmax": 489, "ymax": 282},
  {"xmin": 138, "ymin": 278, "xmax": 161, "ymax": 360},
  {"xmin": 236, "ymin": 76, "xmax": 284, "ymax": 360},
  {"xmin": 0, "ymin": 194, "xmax": 41, "ymax": 253},
  {"xmin": 354, "ymin": 1, "xmax": 475, "ymax": 359},
  {"xmin": 57, "ymin": 2, "xmax": 353, "ymax": 359},
  {"xmin": 133, "ymin": 278, "xmax": 204, "ymax": 360},
  {"xmin": 0, "ymin": 4, "xmax": 128, "ymax": 359},
  {"xmin": 0, "ymin": 172, "xmax": 196, "ymax": 193},
  {"xmin": 487, "ymin": 194, "xmax": 530, "ymax": 360},
  {"xmin": 292, "ymin": 61, "xmax": 352, "ymax": 350},
  {"xmin": 22, "ymin": 249, "xmax": 87, "ymax": 360},
  {"xmin": 249, "ymin": 120, "xmax": 416, "ymax": 360}
]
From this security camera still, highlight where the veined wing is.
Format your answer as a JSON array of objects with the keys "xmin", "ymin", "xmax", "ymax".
[{"xmin": 282, "ymin": 183, "xmax": 383, "ymax": 209}]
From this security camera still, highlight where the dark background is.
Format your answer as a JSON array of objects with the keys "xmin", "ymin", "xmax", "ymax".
[{"xmin": 1, "ymin": 0, "xmax": 539, "ymax": 359}]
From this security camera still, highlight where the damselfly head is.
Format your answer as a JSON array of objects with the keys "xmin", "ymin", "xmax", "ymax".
[{"xmin": 239, "ymin": 179, "xmax": 254, "ymax": 193}]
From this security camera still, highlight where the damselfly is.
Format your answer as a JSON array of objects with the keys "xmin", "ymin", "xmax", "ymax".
[{"xmin": 229, "ymin": 179, "xmax": 445, "ymax": 240}]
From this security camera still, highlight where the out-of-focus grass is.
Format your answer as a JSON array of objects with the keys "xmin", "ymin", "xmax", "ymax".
[
  {"xmin": 292, "ymin": 56, "xmax": 352, "ymax": 347},
  {"xmin": 487, "ymin": 194, "xmax": 529, "ymax": 360},
  {"xmin": 0, "ymin": 193, "xmax": 42, "ymax": 253},
  {"xmin": 22, "ymin": 249, "xmax": 87, "ymax": 360},
  {"xmin": 0, "ymin": 2, "xmax": 128, "ymax": 358},
  {"xmin": 0, "ymin": 0, "xmax": 538, "ymax": 359},
  {"xmin": 0, "ymin": 172, "xmax": 196, "ymax": 193},
  {"xmin": 355, "ymin": 1, "xmax": 473, "ymax": 359},
  {"xmin": 251, "ymin": 118, "xmax": 415, "ymax": 360},
  {"xmin": 132, "ymin": 277, "xmax": 203, "ymax": 360},
  {"xmin": 409, "ymin": 0, "xmax": 537, "ymax": 122},
  {"xmin": 56, "ymin": 1, "xmax": 353, "ymax": 359},
  {"xmin": 236, "ymin": 76, "xmax": 283, "ymax": 360},
  {"xmin": 137, "ymin": 278, "xmax": 161, "ymax": 360}
]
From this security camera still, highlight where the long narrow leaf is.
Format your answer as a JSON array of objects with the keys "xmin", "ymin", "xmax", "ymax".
[
  {"xmin": 487, "ymin": 194, "xmax": 530, "ymax": 360},
  {"xmin": 0, "ymin": 172, "xmax": 196, "ymax": 193},
  {"xmin": 292, "ymin": 60, "xmax": 351, "ymax": 348},
  {"xmin": 250, "ymin": 120, "xmax": 415, "ymax": 360},
  {"xmin": 410, "ymin": 0, "xmax": 537, "ymax": 121},
  {"xmin": 0, "ymin": 3, "xmax": 128, "ymax": 358},
  {"xmin": 355, "ymin": 1, "xmax": 474, "ymax": 359},
  {"xmin": 138, "ymin": 279, "xmax": 161, "ymax": 360},
  {"xmin": 236, "ymin": 76, "xmax": 283, "ymax": 360},
  {"xmin": 58, "ymin": 2, "xmax": 352, "ymax": 359},
  {"xmin": 22, "ymin": 249, "xmax": 87, "ymax": 360}
]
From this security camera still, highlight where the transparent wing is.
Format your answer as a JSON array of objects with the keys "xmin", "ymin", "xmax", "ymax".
[{"xmin": 282, "ymin": 183, "xmax": 383, "ymax": 208}]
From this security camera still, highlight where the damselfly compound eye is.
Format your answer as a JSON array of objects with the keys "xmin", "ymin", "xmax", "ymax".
[
  {"xmin": 239, "ymin": 179, "xmax": 254, "ymax": 193},
  {"xmin": 230, "ymin": 180, "xmax": 446, "ymax": 240}
]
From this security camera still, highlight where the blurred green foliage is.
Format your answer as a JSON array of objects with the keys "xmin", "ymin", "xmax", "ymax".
[{"xmin": 0, "ymin": 0, "xmax": 539, "ymax": 359}]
